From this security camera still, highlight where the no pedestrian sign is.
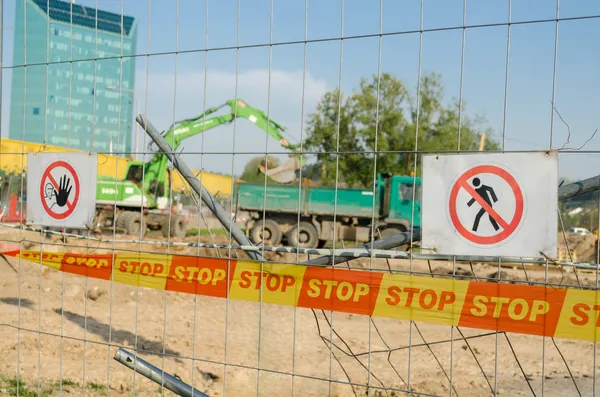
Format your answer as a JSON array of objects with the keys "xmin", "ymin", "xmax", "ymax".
[
  {"xmin": 27, "ymin": 152, "xmax": 98, "ymax": 229},
  {"xmin": 421, "ymin": 152, "xmax": 558, "ymax": 258}
]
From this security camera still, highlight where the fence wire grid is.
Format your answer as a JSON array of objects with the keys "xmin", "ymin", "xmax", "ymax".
[{"xmin": 0, "ymin": 0, "xmax": 599, "ymax": 396}]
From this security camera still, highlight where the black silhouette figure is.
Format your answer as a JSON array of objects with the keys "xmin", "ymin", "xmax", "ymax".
[
  {"xmin": 44, "ymin": 175, "xmax": 72, "ymax": 210},
  {"xmin": 467, "ymin": 177, "xmax": 500, "ymax": 232},
  {"xmin": 54, "ymin": 175, "xmax": 72, "ymax": 207}
]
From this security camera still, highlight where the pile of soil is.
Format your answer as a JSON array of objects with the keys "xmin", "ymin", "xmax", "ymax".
[{"xmin": 559, "ymin": 233, "xmax": 598, "ymax": 263}]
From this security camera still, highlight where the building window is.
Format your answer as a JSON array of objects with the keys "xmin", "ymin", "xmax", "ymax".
[{"xmin": 33, "ymin": 107, "xmax": 40, "ymax": 115}]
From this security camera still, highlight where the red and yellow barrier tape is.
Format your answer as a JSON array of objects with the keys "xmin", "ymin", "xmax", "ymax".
[{"xmin": 4, "ymin": 249, "xmax": 600, "ymax": 342}]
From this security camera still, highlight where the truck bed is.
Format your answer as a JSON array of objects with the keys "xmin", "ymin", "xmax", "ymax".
[{"xmin": 235, "ymin": 183, "xmax": 378, "ymax": 218}]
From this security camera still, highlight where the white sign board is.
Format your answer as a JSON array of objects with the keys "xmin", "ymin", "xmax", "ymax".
[
  {"xmin": 27, "ymin": 152, "xmax": 98, "ymax": 229},
  {"xmin": 421, "ymin": 152, "xmax": 558, "ymax": 258}
]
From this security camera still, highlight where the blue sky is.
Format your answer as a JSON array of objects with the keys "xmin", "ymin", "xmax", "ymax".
[{"xmin": 2, "ymin": 0, "xmax": 600, "ymax": 180}]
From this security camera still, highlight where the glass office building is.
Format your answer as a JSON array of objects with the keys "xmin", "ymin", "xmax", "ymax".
[{"xmin": 9, "ymin": 0, "xmax": 138, "ymax": 154}]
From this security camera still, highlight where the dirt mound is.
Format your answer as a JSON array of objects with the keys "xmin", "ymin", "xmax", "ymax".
[{"xmin": 558, "ymin": 233, "xmax": 598, "ymax": 263}]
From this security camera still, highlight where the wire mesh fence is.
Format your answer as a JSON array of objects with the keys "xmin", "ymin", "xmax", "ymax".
[{"xmin": 0, "ymin": 0, "xmax": 599, "ymax": 396}]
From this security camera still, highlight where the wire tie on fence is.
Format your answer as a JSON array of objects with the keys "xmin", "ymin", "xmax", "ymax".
[
  {"xmin": 408, "ymin": 246, "xmax": 430, "ymax": 254},
  {"xmin": 539, "ymin": 250, "xmax": 560, "ymax": 265},
  {"xmin": 97, "ymin": 153, "xmax": 109, "ymax": 165},
  {"xmin": 417, "ymin": 245, "xmax": 437, "ymax": 253}
]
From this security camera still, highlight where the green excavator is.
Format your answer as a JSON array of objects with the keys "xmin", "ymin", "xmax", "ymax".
[{"xmin": 93, "ymin": 98, "xmax": 303, "ymax": 238}]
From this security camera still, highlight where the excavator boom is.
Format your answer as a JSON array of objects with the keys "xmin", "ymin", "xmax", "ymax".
[{"xmin": 141, "ymin": 98, "xmax": 303, "ymax": 202}]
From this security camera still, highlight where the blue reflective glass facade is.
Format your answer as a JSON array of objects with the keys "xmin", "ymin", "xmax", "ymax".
[{"xmin": 9, "ymin": 0, "xmax": 138, "ymax": 154}]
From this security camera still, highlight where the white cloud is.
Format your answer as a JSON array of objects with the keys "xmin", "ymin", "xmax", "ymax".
[{"xmin": 132, "ymin": 68, "xmax": 329, "ymax": 175}]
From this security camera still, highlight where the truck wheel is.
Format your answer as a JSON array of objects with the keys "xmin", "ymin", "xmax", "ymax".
[
  {"xmin": 287, "ymin": 221, "xmax": 319, "ymax": 249},
  {"xmin": 249, "ymin": 219, "xmax": 282, "ymax": 246},
  {"xmin": 117, "ymin": 211, "xmax": 147, "ymax": 237},
  {"xmin": 161, "ymin": 215, "xmax": 187, "ymax": 238}
]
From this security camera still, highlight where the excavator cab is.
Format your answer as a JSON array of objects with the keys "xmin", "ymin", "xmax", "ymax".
[{"xmin": 125, "ymin": 163, "xmax": 144, "ymax": 184}]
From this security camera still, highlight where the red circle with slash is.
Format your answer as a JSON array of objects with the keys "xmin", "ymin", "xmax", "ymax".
[
  {"xmin": 40, "ymin": 160, "xmax": 80, "ymax": 220},
  {"xmin": 448, "ymin": 164, "xmax": 524, "ymax": 245}
]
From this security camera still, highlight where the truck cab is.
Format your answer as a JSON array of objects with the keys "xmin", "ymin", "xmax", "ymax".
[{"xmin": 377, "ymin": 173, "xmax": 422, "ymax": 233}]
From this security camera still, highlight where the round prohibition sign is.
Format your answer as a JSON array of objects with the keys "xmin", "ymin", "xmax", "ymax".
[
  {"xmin": 40, "ymin": 160, "xmax": 80, "ymax": 220},
  {"xmin": 448, "ymin": 164, "xmax": 524, "ymax": 245}
]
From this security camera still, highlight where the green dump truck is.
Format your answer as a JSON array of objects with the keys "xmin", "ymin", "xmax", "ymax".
[{"xmin": 234, "ymin": 173, "xmax": 422, "ymax": 248}]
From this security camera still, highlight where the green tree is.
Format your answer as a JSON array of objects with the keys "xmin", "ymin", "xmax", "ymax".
[
  {"xmin": 240, "ymin": 156, "xmax": 282, "ymax": 184},
  {"xmin": 304, "ymin": 72, "xmax": 500, "ymax": 187}
]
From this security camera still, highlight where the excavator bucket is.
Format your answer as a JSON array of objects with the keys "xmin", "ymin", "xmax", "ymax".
[{"xmin": 259, "ymin": 155, "xmax": 301, "ymax": 184}]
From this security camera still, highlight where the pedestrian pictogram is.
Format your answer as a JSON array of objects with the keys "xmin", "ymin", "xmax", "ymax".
[
  {"xmin": 421, "ymin": 152, "xmax": 558, "ymax": 258},
  {"xmin": 27, "ymin": 152, "xmax": 98, "ymax": 229},
  {"xmin": 40, "ymin": 160, "xmax": 80, "ymax": 220},
  {"xmin": 467, "ymin": 178, "xmax": 499, "ymax": 232},
  {"xmin": 448, "ymin": 164, "xmax": 524, "ymax": 246}
]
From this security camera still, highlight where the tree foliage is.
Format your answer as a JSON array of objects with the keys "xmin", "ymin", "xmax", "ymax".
[{"xmin": 303, "ymin": 72, "xmax": 500, "ymax": 188}]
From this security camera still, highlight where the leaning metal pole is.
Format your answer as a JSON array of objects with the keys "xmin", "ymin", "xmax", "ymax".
[
  {"xmin": 136, "ymin": 114, "xmax": 266, "ymax": 262},
  {"xmin": 113, "ymin": 348, "xmax": 210, "ymax": 397}
]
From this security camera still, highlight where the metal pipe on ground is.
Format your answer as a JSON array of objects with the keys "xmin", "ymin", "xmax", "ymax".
[
  {"xmin": 304, "ymin": 229, "xmax": 421, "ymax": 267},
  {"xmin": 113, "ymin": 348, "xmax": 210, "ymax": 397},
  {"xmin": 136, "ymin": 114, "xmax": 265, "ymax": 262}
]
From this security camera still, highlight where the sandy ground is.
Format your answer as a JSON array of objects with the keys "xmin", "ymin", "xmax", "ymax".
[{"xmin": 0, "ymin": 228, "xmax": 599, "ymax": 397}]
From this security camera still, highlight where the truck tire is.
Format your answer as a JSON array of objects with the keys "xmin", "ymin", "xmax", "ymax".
[
  {"xmin": 161, "ymin": 215, "xmax": 187, "ymax": 238},
  {"xmin": 117, "ymin": 211, "xmax": 147, "ymax": 237},
  {"xmin": 287, "ymin": 221, "xmax": 319, "ymax": 249},
  {"xmin": 249, "ymin": 219, "xmax": 282, "ymax": 246}
]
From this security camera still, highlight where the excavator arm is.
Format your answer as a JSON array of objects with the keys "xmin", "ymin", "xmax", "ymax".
[
  {"xmin": 142, "ymin": 98, "xmax": 303, "ymax": 202},
  {"xmin": 162, "ymin": 98, "xmax": 301, "ymax": 153}
]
